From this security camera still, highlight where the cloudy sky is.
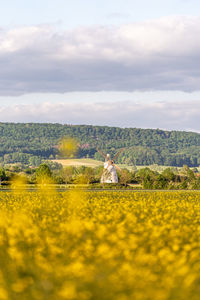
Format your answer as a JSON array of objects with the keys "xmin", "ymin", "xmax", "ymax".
[{"xmin": 1, "ymin": 0, "xmax": 200, "ymax": 131}]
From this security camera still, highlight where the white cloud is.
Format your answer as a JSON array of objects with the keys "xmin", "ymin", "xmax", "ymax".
[
  {"xmin": 1, "ymin": 16, "xmax": 200, "ymax": 95},
  {"xmin": 0, "ymin": 99, "xmax": 199, "ymax": 132}
]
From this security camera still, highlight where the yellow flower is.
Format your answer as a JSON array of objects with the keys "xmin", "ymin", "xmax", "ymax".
[{"xmin": 59, "ymin": 282, "xmax": 77, "ymax": 299}]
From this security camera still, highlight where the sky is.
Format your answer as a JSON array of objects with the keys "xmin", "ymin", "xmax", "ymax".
[{"xmin": 0, "ymin": 0, "xmax": 200, "ymax": 131}]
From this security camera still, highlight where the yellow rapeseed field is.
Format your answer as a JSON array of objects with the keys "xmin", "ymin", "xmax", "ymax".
[{"xmin": 0, "ymin": 189, "xmax": 200, "ymax": 300}]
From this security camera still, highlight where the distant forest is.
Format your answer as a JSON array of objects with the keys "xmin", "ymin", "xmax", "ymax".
[{"xmin": 0, "ymin": 123, "xmax": 200, "ymax": 167}]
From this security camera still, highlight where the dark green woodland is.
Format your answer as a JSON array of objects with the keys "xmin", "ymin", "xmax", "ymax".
[{"xmin": 0, "ymin": 122, "xmax": 200, "ymax": 167}]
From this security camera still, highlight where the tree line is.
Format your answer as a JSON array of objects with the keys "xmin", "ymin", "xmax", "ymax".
[
  {"xmin": 1, "ymin": 162, "xmax": 200, "ymax": 190},
  {"xmin": 0, "ymin": 123, "xmax": 200, "ymax": 167}
]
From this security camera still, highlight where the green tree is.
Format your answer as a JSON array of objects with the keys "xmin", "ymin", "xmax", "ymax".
[
  {"xmin": 36, "ymin": 163, "xmax": 52, "ymax": 183},
  {"xmin": 119, "ymin": 169, "xmax": 132, "ymax": 186},
  {"xmin": 74, "ymin": 167, "xmax": 96, "ymax": 184},
  {"xmin": 162, "ymin": 168, "xmax": 176, "ymax": 182},
  {"xmin": 187, "ymin": 169, "xmax": 196, "ymax": 182},
  {"xmin": 0, "ymin": 167, "xmax": 6, "ymax": 182},
  {"xmin": 61, "ymin": 166, "xmax": 76, "ymax": 184},
  {"xmin": 143, "ymin": 174, "xmax": 154, "ymax": 189},
  {"xmin": 153, "ymin": 174, "xmax": 168, "ymax": 189},
  {"xmin": 137, "ymin": 168, "xmax": 156, "ymax": 183}
]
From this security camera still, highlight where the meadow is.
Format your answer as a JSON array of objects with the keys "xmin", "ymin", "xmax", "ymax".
[
  {"xmin": 0, "ymin": 189, "xmax": 200, "ymax": 299},
  {"xmin": 52, "ymin": 158, "xmax": 181, "ymax": 171},
  {"xmin": 52, "ymin": 158, "xmax": 103, "ymax": 168}
]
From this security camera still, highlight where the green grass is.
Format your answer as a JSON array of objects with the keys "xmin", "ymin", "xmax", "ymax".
[{"xmin": 52, "ymin": 158, "xmax": 198, "ymax": 173}]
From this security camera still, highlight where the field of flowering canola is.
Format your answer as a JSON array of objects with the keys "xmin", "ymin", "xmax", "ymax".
[{"xmin": 0, "ymin": 189, "xmax": 200, "ymax": 300}]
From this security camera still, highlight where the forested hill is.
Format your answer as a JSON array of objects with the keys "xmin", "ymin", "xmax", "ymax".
[{"xmin": 0, "ymin": 123, "xmax": 200, "ymax": 167}]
